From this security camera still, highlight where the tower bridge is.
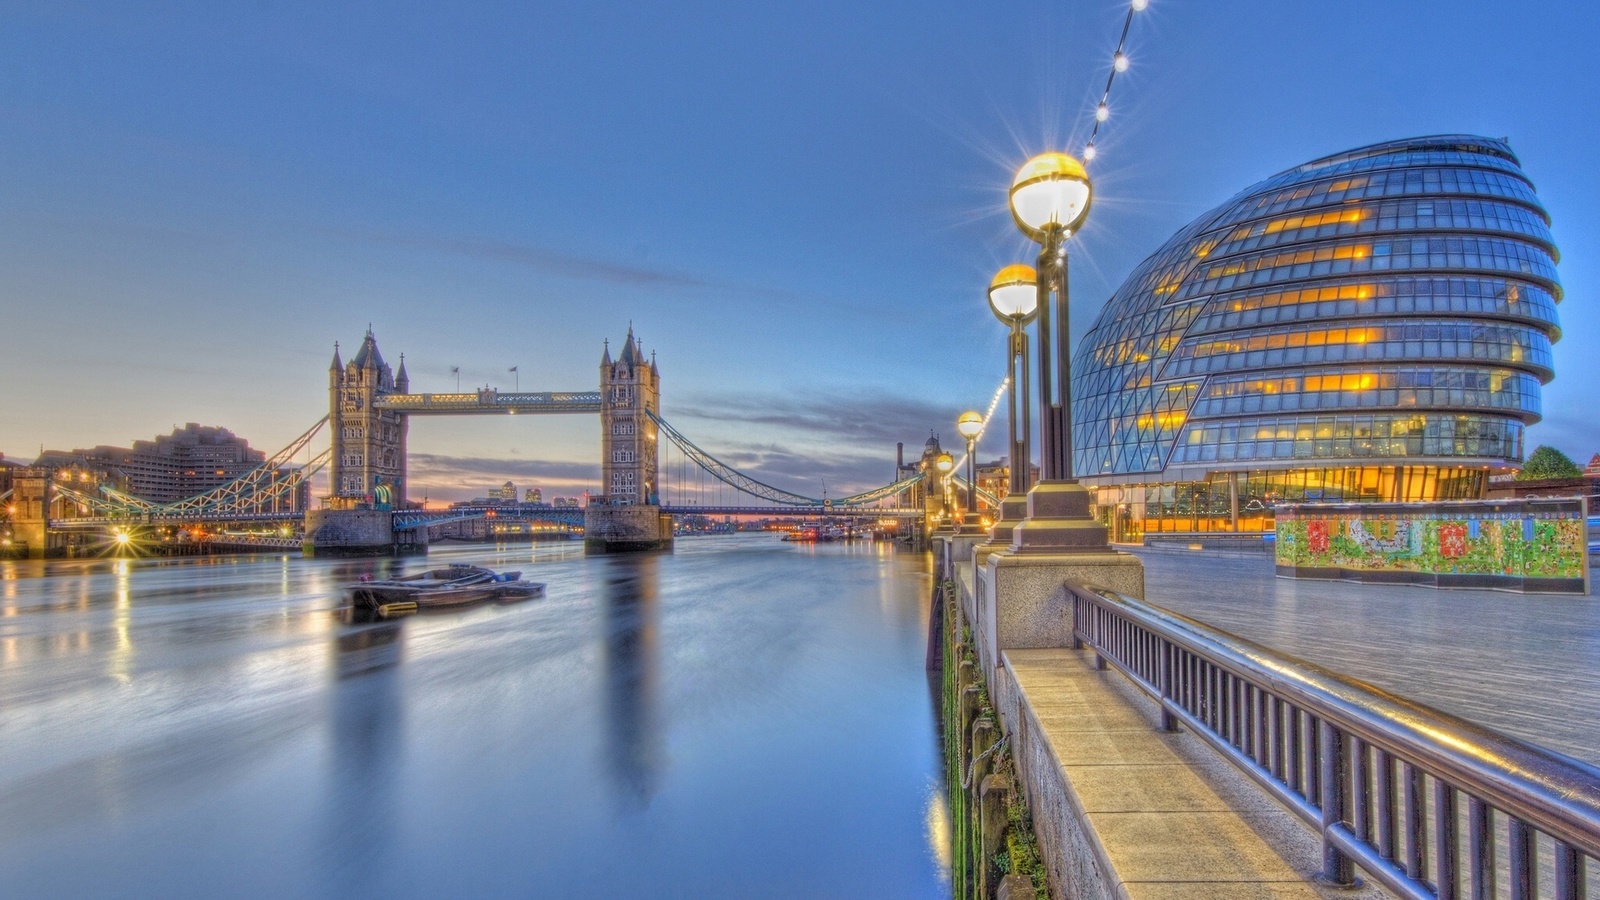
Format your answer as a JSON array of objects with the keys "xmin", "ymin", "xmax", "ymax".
[{"xmin": 5, "ymin": 327, "xmax": 951, "ymax": 558}]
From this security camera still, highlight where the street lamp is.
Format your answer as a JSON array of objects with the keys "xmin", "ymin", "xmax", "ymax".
[
  {"xmin": 1007, "ymin": 151, "xmax": 1109, "ymax": 554},
  {"xmin": 956, "ymin": 410, "xmax": 983, "ymax": 528},
  {"xmin": 934, "ymin": 451, "xmax": 956, "ymax": 534},
  {"xmin": 978, "ymin": 264, "xmax": 1038, "ymax": 558}
]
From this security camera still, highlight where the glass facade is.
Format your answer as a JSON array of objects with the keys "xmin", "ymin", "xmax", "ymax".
[{"xmin": 1071, "ymin": 135, "xmax": 1561, "ymax": 536}]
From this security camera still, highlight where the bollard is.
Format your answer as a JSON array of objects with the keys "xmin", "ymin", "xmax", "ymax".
[
  {"xmin": 970, "ymin": 718, "xmax": 998, "ymax": 786},
  {"xmin": 979, "ymin": 773, "xmax": 1011, "ymax": 900},
  {"xmin": 995, "ymin": 873, "xmax": 1035, "ymax": 900},
  {"xmin": 961, "ymin": 686, "xmax": 982, "ymax": 745}
]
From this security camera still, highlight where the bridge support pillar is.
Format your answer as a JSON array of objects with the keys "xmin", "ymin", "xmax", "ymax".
[
  {"xmin": 583, "ymin": 504, "xmax": 674, "ymax": 555},
  {"xmin": 12, "ymin": 469, "xmax": 65, "ymax": 559},
  {"xmin": 303, "ymin": 508, "xmax": 425, "ymax": 557}
]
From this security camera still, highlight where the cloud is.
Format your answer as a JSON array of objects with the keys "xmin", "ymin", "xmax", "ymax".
[
  {"xmin": 324, "ymin": 227, "xmax": 810, "ymax": 303},
  {"xmin": 674, "ymin": 388, "xmax": 957, "ymax": 449}
]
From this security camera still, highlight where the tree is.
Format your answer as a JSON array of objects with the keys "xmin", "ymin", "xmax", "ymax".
[{"xmin": 1516, "ymin": 445, "xmax": 1582, "ymax": 480}]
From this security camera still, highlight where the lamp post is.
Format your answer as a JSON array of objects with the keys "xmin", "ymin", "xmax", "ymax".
[
  {"xmin": 1007, "ymin": 152, "xmax": 1111, "ymax": 554},
  {"xmin": 956, "ymin": 410, "xmax": 983, "ymax": 529},
  {"xmin": 934, "ymin": 451, "xmax": 956, "ymax": 535},
  {"xmin": 976, "ymin": 264, "xmax": 1038, "ymax": 560}
]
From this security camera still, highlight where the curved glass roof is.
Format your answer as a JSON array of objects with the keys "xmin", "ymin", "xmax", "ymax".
[{"xmin": 1072, "ymin": 135, "xmax": 1561, "ymax": 479}]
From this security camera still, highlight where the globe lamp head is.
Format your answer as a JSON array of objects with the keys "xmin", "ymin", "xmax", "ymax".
[
  {"xmin": 1009, "ymin": 152, "xmax": 1092, "ymax": 240},
  {"xmin": 956, "ymin": 411, "xmax": 984, "ymax": 441},
  {"xmin": 988, "ymin": 264, "xmax": 1038, "ymax": 324}
]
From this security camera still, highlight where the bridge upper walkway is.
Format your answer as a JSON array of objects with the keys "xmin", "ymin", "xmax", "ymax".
[{"xmin": 374, "ymin": 390, "xmax": 601, "ymax": 415}]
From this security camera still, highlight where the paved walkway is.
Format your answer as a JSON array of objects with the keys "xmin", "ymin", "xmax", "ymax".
[
  {"xmin": 1126, "ymin": 547, "xmax": 1600, "ymax": 767},
  {"xmin": 1005, "ymin": 647, "xmax": 1391, "ymax": 900}
]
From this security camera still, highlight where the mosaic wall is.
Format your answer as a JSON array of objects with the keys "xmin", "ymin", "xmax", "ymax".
[{"xmin": 1275, "ymin": 499, "xmax": 1588, "ymax": 587}]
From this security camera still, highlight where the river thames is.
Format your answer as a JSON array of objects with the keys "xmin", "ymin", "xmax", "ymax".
[{"xmin": 0, "ymin": 534, "xmax": 952, "ymax": 899}]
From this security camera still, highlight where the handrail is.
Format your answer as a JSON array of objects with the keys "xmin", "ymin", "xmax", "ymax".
[{"xmin": 1069, "ymin": 583, "xmax": 1600, "ymax": 900}]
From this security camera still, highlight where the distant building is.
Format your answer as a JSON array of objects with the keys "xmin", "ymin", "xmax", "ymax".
[
  {"xmin": 975, "ymin": 458, "xmax": 1011, "ymax": 506},
  {"xmin": 526, "ymin": 487, "xmax": 542, "ymax": 504},
  {"xmin": 1487, "ymin": 450, "xmax": 1600, "ymax": 503},
  {"xmin": 492, "ymin": 481, "xmax": 518, "ymax": 501},
  {"xmin": 34, "ymin": 423, "xmax": 300, "ymax": 505}
]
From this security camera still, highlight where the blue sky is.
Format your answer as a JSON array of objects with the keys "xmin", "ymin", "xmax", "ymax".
[{"xmin": 3, "ymin": 1, "xmax": 1596, "ymax": 501}]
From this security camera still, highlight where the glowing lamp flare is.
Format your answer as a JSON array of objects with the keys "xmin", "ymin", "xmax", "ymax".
[
  {"xmin": 956, "ymin": 410, "xmax": 984, "ymax": 441},
  {"xmin": 935, "ymin": 452, "xmax": 954, "ymax": 474},
  {"xmin": 1009, "ymin": 152, "xmax": 1093, "ymax": 239},
  {"xmin": 1095, "ymin": 103, "xmax": 1110, "ymax": 122},
  {"xmin": 1131, "ymin": 0, "xmax": 1148, "ymax": 10},
  {"xmin": 1113, "ymin": 51, "xmax": 1129, "ymax": 72},
  {"xmin": 1083, "ymin": 144, "xmax": 1097, "ymax": 161},
  {"xmin": 988, "ymin": 264, "xmax": 1039, "ymax": 323}
]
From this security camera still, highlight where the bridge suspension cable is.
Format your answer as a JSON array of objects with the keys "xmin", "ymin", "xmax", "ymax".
[
  {"xmin": 50, "ymin": 417, "xmax": 331, "ymax": 521},
  {"xmin": 648, "ymin": 410, "xmax": 923, "ymax": 509}
]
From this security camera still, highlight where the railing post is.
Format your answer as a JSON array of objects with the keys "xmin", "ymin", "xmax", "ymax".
[
  {"xmin": 1554, "ymin": 840, "xmax": 1584, "ymax": 900},
  {"xmin": 1509, "ymin": 817, "xmax": 1533, "ymax": 900},
  {"xmin": 1435, "ymin": 780, "xmax": 1459, "ymax": 900},
  {"xmin": 1318, "ymin": 719, "xmax": 1355, "ymax": 886},
  {"xmin": 1159, "ymin": 641, "xmax": 1176, "ymax": 732},
  {"xmin": 1467, "ymin": 797, "xmax": 1493, "ymax": 900}
]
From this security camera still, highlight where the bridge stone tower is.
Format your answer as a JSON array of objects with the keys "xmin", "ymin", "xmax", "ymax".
[
  {"xmin": 328, "ymin": 329, "xmax": 409, "ymax": 508},
  {"xmin": 587, "ymin": 328, "xmax": 673, "ymax": 554},
  {"xmin": 598, "ymin": 327, "xmax": 660, "ymax": 505}
]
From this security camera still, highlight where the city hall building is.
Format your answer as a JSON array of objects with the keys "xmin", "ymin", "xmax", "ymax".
[{"xmin": 1072, "ymin": 136, "xmax": 1561, "ymax": 541}]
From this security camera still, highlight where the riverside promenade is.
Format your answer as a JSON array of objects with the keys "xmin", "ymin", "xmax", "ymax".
[
  {"xmin": 951, "ymin": 541, "xmax": 1599, "ymax": 899},
  {"xmin": 1129, "ymin": 545, "xmax": 1600, "ymax": 767}
]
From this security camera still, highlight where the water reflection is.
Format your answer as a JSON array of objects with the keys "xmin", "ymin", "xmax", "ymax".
[
  {"xmin": 0, "ymin": 538, "xmax": 950, "ymax": 898},
  {"xmin": 600, "ymin": 553, "xmax": 664, "ymax": 811},
  {"xmin": 326, "ymin": 619, "xmax": 405, "ymax": 888}
]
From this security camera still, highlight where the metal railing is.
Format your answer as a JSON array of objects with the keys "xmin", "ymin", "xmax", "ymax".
[{"xmin": 1069, "ymin": 583, "xmax": 1600, "ymax": 900}]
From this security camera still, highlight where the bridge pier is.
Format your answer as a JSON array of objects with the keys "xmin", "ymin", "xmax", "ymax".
[
  {"xmin": 303, "ymin": 507, "xmax": 426, "ymax": 557},
  {"xmin": 583, "ymin": 504, "xmax": 674, "ymax": 554}
]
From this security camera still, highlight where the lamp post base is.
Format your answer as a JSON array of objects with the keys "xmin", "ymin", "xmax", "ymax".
[
  {"xmin": 1009, "ymin": 481, "xmax": 1111, "ymax": 554},
  {"xmin": 974, "ymin": 494, "xmax": 1029, "ymax": 566},
  {"xmin": 971, "ymin": 547, "xmax": 1146, "ymax": 676}
]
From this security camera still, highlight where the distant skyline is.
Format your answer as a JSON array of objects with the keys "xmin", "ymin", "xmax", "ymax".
[{"xmin": 4, "ymin": 2, "xmax": 1597, "ymax": 502}]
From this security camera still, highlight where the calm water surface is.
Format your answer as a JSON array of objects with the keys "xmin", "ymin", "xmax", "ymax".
[{"xmin": 0, "ymin": 534, "xmax": 951, "ymax": 899}]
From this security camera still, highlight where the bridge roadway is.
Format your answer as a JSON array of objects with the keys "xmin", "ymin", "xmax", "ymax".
[{"xmin": 1125, "ymin": 544, "xmax": 1600, "ymax": 766}]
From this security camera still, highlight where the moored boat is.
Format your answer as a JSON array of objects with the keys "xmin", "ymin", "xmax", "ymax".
[{"xmin": 347, "ymin": 564, "xmax": 545, "ymax": 611}]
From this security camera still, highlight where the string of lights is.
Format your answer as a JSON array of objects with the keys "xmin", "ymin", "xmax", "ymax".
[
  {"xmin": 956, "ymin": 375, "xmax": 1012, "ymax": 472},
  {"xmin": 1083, "ymin": 0, "xmax": 1149, "ymax": 163}
]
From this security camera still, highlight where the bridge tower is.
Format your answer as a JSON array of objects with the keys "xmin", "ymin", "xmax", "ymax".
[
  {"xmin": 599, "ymin": 327, "xmax": 660, "ymax": 505},
  {"xmin": 587, "ymin": 328, "xmax": 673, "ymax": 554},
  {"xmin": 328, "ymin": 329, "xmax": 409, "ymax": 508}
]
